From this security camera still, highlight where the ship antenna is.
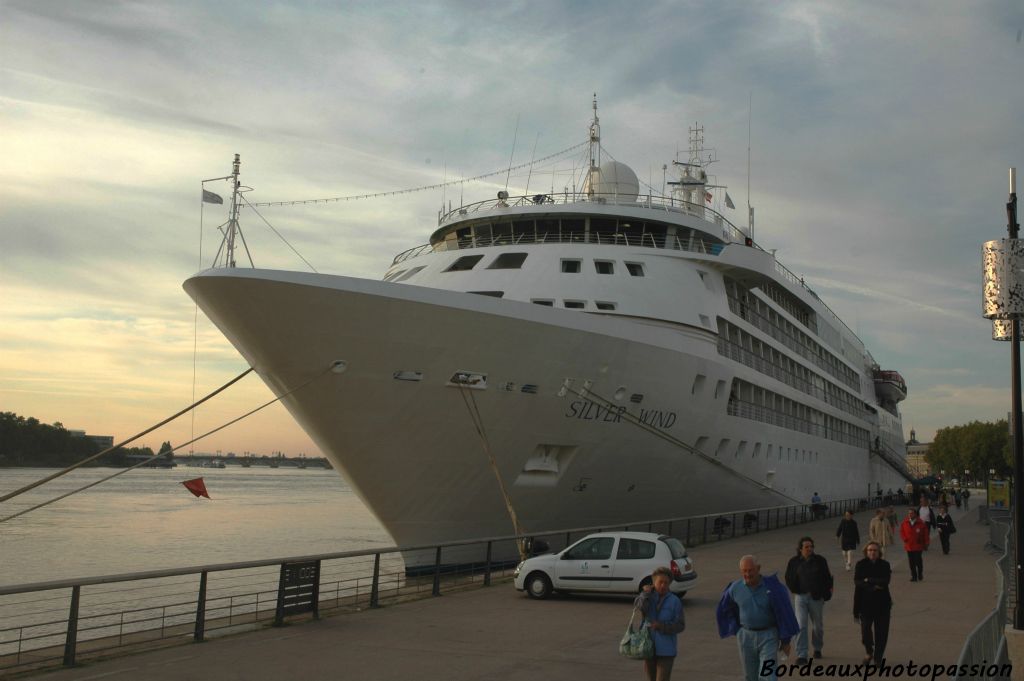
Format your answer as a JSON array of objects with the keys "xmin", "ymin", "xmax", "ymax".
[
  {"xmin": 504, "ymin": 114, "xmax": 520, "ymax": 192},
  {"xmin": 747, "ymin": 92, "xmax": 753, "ymax": 241},
  {"xmin": 524, "ymin": 132, "xmax": 540, "ymax": 196},
  {"xmin": 226, "ymin": 154, "xmax": 242, "ymax": 268}
]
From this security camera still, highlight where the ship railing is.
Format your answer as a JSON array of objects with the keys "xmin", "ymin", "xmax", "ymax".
[
  {"xmin": 771, "ymin": 258, "xmax": 866, "ymax": 359},
  {"xmin": 391, "ymin": 230, "xmax": 727, "ymax": 266},
  {"xmin": 727, "ymin": 398, "xmax": 871, "ymax": 450},
  {"xmin": 726, "ymin": 294, "xmax": 862, "ymax": 393},
  {"xmin": 437, "ymin": 190, "xmax": 746, "ymax": 240},
  {"xmin": 716, "ymin": 338, "xmax": 865, "ymax": 419},
  {"xmin": 0, "ymin": 494, "xmax": 889, "ymax": 675}
]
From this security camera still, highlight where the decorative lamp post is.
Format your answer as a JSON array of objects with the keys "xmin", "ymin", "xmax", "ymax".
[{"xmin": 982, "ymin": 167, "xmax": 1024, "ymax": 629}]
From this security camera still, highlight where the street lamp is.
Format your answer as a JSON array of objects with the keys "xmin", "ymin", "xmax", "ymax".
[{"xmin": 982, "ymin": 167, "xmax": 1024, "ymax": 629}]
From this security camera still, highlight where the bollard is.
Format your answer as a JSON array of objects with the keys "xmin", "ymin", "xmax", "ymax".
[
  {"xmin": 63, "ymin": 585, "xmax": 80, "ymax": 667},
  {"xmin": 194, "ymin": 571, "xmax": 208, "ymax": 642},
  {"xmin": 370, "ymin": 553, "xmax": 381, "ymax": 608},
  {"xmin": 432, "ymin": 547, "xmax": 442, "ymax": 597},
  {"xmin": 484, "ymin": 542, "xmax": 492, "ymax": 587}
]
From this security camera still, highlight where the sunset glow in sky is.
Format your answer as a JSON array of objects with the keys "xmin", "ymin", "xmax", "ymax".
[{"xmin": 2, "ymin": 1, "xmax": 1023, "ymax": 457}]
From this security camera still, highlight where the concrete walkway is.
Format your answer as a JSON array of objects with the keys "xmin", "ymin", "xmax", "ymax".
[{"xmin": 24, "ymin": 503, "xmax": 999, "ymax": 681}]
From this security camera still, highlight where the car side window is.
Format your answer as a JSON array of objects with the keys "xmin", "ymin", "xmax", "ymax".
[
  {"xmin": 564, "ymin": 537, "xmax": 615, "ymax": 560},
  {"xmin": 616, "ymin": 538, "xmax": 656, "ymax": 560}
]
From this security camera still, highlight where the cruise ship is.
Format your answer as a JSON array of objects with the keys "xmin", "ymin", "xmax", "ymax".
[{"xmin": 185, "ymin": 102, "xmax": 911, "ymax": 565}]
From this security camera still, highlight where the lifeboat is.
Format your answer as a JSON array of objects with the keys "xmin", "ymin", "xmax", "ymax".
[{"xmin": 873, "ymin": 369, "xmax": 907, "ymax": 404}]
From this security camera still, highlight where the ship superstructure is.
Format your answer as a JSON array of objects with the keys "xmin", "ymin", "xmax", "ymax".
[{"xmin": 185, "ymin": 102, "xmax": 910, "ymax": 564}]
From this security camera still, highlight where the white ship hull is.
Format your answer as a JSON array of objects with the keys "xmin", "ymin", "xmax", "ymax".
[
  {"xmin": 189, "ymin": 111, "xmax": 909, "ymax": 569},
  {"xmin": 185, "ymin": 267, "xmax": 906, "ymax": 565}
]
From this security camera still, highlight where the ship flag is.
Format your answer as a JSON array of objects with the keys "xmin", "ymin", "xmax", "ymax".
[
  {"xmin": 725, "ymin": 192, "xmax": 735, "ymax": 209},
  {"xmin": 202, "ymin": 189, "xmax": 224, "ymax": 205},
  {"xmin": 182, "ymin": 477, "xmax": 211, "ymax": 499}
]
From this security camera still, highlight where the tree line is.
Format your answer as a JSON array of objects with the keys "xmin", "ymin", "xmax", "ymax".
[
  {"xmin": 0, "ymin": 411, "xmax": 160, "ymax": 468},
  {"xmin": 925, "ymin": 419, "xmax": 1010, "ymax": 479}
]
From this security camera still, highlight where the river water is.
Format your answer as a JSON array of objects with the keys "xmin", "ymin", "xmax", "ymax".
[{"xmin": 0, "ymin": 466, "xmax": 390, "ymax": 587}]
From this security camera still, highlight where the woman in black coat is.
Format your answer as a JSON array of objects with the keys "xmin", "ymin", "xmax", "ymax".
[
  {"xmin": 853, "ymin": 542, "xmax": 892, "ymax": 665},
  {"xmin": 934, "ymin": 505, "xmax": 957, "ymax": 554},
  {"xmin": 836, "ymin": 510, "xmax": 860, "ymax": 571}
]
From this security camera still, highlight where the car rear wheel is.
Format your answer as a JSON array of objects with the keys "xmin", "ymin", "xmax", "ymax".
[{"xmin": 525, "ymin": 572, "xmax": 553, "ymax": 600}]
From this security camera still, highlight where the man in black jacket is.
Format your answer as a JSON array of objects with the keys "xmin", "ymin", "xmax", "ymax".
[{"xmin": 785, "ymin": 536, "xmax": 834, "ymax": 665}]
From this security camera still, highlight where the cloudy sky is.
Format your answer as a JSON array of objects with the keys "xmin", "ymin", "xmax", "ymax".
[{"xmin": 2, "ymin": 0, "xmax": 1022, "ymax": 459}]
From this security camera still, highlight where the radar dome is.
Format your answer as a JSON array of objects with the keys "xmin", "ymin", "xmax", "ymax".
[{"xmin": 585, "ymin": 161, "xmax": 639, "ymax": 202}]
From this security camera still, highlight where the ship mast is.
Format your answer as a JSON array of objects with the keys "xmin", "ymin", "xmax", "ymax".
[
  {"xmin": 586, "ymin": 94, "xmax": 601, "ymax": 197},
  {"xmin": 224, "ymin": 154, "xmax": 242, "ymax": 268},
  {"xmin": 208, "ymin": 153, "xmax": 252, "ymax": 269}
]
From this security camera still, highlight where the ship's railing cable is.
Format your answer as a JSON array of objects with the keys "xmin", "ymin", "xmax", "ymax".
[
  {"xmin": 0, "ymin": 368, "xmax": 254, "ymax": 505},
  {"xmin": 240, "ymin": 195, "xmax": 318, "ymax": 273},
  {"xmin": 457, "ymin": 386, "xmax": 528, "ymax": 559},
  {"xmin": 242, "ymin": 141, "xmax": 588, "ymax": 208},
  {"xmin": 564, "ymin": 380, "xmax": 804, "ymax": 504},
  {"xmin": 0, "ymin": 365, "xmax": 333, "ymax": 524}
]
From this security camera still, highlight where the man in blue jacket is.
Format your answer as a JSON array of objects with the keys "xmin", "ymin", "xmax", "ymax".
[{"xmin": 717, "ymin": 554, "xmax": 799, "ymax": 681}]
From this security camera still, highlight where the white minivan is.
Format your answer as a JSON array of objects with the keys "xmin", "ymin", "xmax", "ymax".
[{"xmin": 513, "ymin": 531, "xmax": 698, "ymax": 600}]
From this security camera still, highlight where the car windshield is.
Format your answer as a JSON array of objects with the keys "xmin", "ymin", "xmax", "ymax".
[{"xmin": 660, "ymin": 537, "xmax": 687, "ymax": 559}]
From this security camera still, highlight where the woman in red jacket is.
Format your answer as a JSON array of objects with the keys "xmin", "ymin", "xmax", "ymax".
[{"xmin": 900, "ymin": 508, "xmax": 929, "ymax": 582}]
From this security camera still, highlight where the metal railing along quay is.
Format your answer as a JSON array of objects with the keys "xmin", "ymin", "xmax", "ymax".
[
  {"xmin": 953, "ymin": 508, "xmax": 1012, "ymax": 681},
  {"xmin": 0, "ymin": 494, "xmax": 880, "ymax": 675}
]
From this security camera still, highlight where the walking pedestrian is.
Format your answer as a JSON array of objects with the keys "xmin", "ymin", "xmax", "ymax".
[
  {"xmin": 885, "ymin": 505, "xmax": 898, "ymax": 532},
  {"xmin": 717, "ymin": 555, "xmax": 799, "ymax": 681},
  {"xmin": 853, "ymin": 542, "xmax": 892, "ymax": 666},
  {"xmin": 900, "ymin": 508, "xmax": 929, "ymax": 581},
  {"xmin": 963, "ymin": 488, "xmax": 971, "ymax": 510},
  {"xmin": 836, "ymin": 511, "xmax": 860, "ymax": 571},
  {"xmin": 934, "ymin": 505, "xmax": 957, "ymax": 555},
  {"xmin": 918, "ymin": 497, "xmax": 934, "ymax": 528},
  {"xmin": 918, "ymin": 497, "xmax": 934, "ymax": 551},
  {"xmin": 634, "ymin": 566, "xmax": 685, "ymax": 681},
  {"xmin": 954, "ymin": 489, "xmax": 962, "ymax": 509},
  {"xmin": 784, "ymin": 537, "xmax": 833, "ymax": 664},
  {"xmin": 868, "ymin": 509, "xmax": 893, "ymax": 549}
]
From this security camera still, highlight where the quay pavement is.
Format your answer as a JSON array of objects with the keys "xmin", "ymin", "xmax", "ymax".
[{"xmin": 26, "ymin": 502, "xmax": 998, "ymax": 681}]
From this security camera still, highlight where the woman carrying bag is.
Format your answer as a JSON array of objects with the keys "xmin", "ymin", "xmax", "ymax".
[{"xmin": 628, "ymin": 566, "xmax": 685, "ymax": 680}]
